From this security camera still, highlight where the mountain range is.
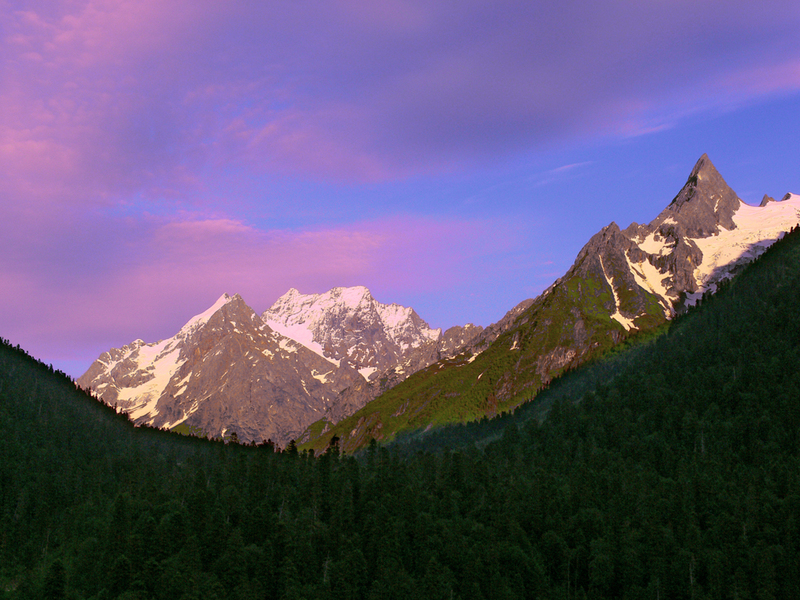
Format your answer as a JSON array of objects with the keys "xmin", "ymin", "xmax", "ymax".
[
  {"xmin": 8, "ymin": 154, "xmax": 800, "ymax": 600},
  {"xmin": 299, "ymin": 154, "xmax": 800, "ymax": 452},
  {"xmin": 78, "ymin": 285, "xmax": 480, "ymax": 444},
  {"xmin": 78, "ymin": 154, "xmax": 799, "ymax": 448}
]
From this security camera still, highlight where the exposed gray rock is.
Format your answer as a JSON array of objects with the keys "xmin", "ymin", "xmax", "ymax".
[
  {"xmin": 262, "ymin": 286, "xmax": 441, "ymax": 382},
  {"xmin": 316, "ymin": 321, "xmax": 485, "ymax": 426},
  {"xmin": 661, "ymin": 153, "xmax": 740, "ymax": 237},
  {"xmin": 78, "ymin": 294, "xmax": 363, "ymax": 445}
]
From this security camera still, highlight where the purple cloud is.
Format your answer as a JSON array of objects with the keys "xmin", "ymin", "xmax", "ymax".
[
  {"xmin": 3, "ymin": 0, "xmax": 799, "ymax": 190},
  {"xmin": 1, "ymin": 208, "xmax": 519, "ymax": 367}
]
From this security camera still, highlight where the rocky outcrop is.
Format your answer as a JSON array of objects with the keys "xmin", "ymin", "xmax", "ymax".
[
  {"xmin": 262, "ymin": 286, "xmax": 441, "ymax": 381},
  {"xmin": 78, "ymin": 294, "xmax": 364, "ymax": 445},
  {"xmin": 302, "ymin": 155, "xmax": 800, "ymax": 453}
]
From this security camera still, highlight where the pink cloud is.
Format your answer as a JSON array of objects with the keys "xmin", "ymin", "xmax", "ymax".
[
  {"xmin": 3, "ymin": 0, "xmax": 800, "ymax": 199},
  {"xmin": 0, "ymin": 210, "xmax": 519, "ymax": 370},
  {"xmin": 2, "ymin": 0, "xmax": 800, "ymax": 377},
  {"xmin": 717, "ymin": 59, "xmax": 800, "ymax": 98},
  {"xmin": 129, "ymin": 214, "xmax": 513, "ymax": 306},
  {"xmin": 1, "ymin": 2, "xmax": 225, "ymax": 208}
]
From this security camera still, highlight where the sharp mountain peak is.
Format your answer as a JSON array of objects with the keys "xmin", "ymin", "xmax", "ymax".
[{"xmin": 662, "ymin": 153, "xmax": 740, "ymax": 236}]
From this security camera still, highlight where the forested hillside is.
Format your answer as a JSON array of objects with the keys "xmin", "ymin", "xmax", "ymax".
[{"xmin": 2, "ymin": 226, "xmax": 800, "ymax": 599}]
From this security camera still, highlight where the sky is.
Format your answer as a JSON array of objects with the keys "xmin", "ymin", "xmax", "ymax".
[{"xmin": 2, "ymin": 0, "xmax": 799, "ymax": 378}]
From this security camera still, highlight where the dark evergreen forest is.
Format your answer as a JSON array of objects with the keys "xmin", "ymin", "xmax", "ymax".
[{"xmin": 2, "ymin": 227, "xmax": 800, "ymax": 600}]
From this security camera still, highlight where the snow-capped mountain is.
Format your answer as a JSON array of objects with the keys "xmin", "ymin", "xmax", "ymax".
[
  {"xmin": 78, "ymin": 294, "xmax": 364, "ymax": 445},
  {"xmin": 568, "ymin": 154, "xmax": 800, "ymax": 331},
  {"xmin": 262, "ymin": 286, "xmax": 441, "ymax": 381},
  {"xmin": 78, "ymin": 288, "xmax": 479, "ymax": 445},
  {"xmin": 261, "ymin": 286, "xmax": 483, "ymax": 423},
  {"xmin": 301, "ymin": 154, "xmax": 800, "ymax": 453}
]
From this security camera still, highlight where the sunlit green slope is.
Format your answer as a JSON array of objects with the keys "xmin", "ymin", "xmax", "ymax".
[{"xmin": 300, "ymin": 226, "xmax": 667, "ymax": 454}]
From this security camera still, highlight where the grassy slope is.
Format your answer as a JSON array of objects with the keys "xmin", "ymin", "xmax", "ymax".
[
  {"xmin": 394, "ymin": 223, "xmax": 800, "ymax": 455},
  {"xmin": 301, "ymin": 266, "xmax": 666, "ymax": 454}
]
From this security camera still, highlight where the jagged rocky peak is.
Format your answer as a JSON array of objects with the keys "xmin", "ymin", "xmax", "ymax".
[
  {"xmin": 760, "ymin": 194, "xmax": 776, "ymax": 207},
  {"xmin": 265, "ymin": 286, "xmax": 377, "ymax": 327},
  {"xmin": 78, "ymin": 291, "xmax": 367, "ymax": 445},
  {"xmin": 263, "ymin": 285, "xmax": 435, "ymax": 340},
  {"xmin": 663, "ymin": 153, "xmax": 740, "ymax": 237},
  {"xmin": 180, "ymin": 292, "xmax": 244, "ymax": 328},
  {"xmin": 543, "ymin": 153, "xmax": 800, "ymax": 329},
  {"xmin": 262, "ymin": 285, "xmax": 441, "ymax": 381},
  {"xmin": 181, "ymin": 293, "xmax": 270, "ymax": 342},
  {"xmin": 570, "ymin": 221, "xmax": 635, "ymax": 279},
  {"xmin": 270, "ymin": 286, "xmax": 372, "ymax": 315}
]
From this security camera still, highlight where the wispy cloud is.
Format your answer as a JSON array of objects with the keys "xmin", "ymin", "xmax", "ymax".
[
  {"xmin": 3, "ymin": 0, "xmax": 799, "ymax": 193},
  {"xmin": 1, "ymin": 209, "xmax": 518, "ymax": 366},
  {"xmin": 530, "ymin": 162, "xmax": 594, "ymax": 187}
]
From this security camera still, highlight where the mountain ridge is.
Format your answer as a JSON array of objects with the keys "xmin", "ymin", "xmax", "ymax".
[
  {"xmin": 77, "ymin": 155, "xmax": 799, "ymax": 451},
  {"xmin": 300, "ymin": 154, "xmax": 800, "ymax": 452},
  {"xmin": 261, "ymin": 285, "xmax": 443, "ymax": 381},
  {"xmin": 78, "ymin": 286, "xmax": 475, "ymax": 444}
]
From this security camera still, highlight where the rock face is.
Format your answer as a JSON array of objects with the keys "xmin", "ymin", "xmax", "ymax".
[
  {"xmin": 262, "ymin": 287, "xmax": 484, "ymax": 425},
  {"xmin": 663, "ymin": 153, "xmax": 740, "ymax": 236},
  {"xmin": 79, "ymin": 288, "xmax": 481, "ymax": 445},
  {"xmin": 262, "ymin": 286, "xmax": 441, "ymax": 381},
  {"xmin": 77, "ymin": 294, "xmax": 365, "ymax": 444},
  {"xmin": 301, "ymin": 155, "xmax": 800, "ymax": 453}
]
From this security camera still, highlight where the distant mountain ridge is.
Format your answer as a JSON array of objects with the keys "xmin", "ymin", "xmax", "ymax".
[
  {"xmin": 78, "ymin": 287, "xmax": 479, "ymax": 444},
  {"xmin": 300, "ymin": 154, "xmax": 800, "ymax": 452},
  {"xmin": 262, "ymin": 286, "xmax": 441, "ymax": 381}
]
